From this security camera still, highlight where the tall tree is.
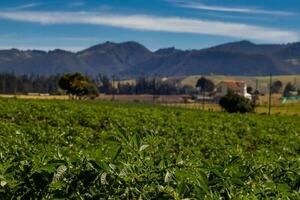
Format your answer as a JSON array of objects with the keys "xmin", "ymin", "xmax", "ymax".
[
  {"xmin": 58, "ymin": 73, "xmax": 98, "ymax": 98},
  {"xmin": 195, "ymin": 77, "xmax": 215, "ymax": 93},
  {"xmin": 271, "ymin": 80, "xmax": 283, "ymax": 93},
  {"xmin": 283, "ymin": 82, "xmax": 296, "ymax": 97},
  {"xmin": 97, "ymin": 74, "xmax": 112, "ymax": 94}
]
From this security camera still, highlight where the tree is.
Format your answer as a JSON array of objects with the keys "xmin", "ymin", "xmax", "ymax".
[
  {"xmin": 58, "ymin": 74, "xmax": 72, "ymax": 93},
  {"xmin": 135, "ymin": 76, "xmax": 152, "ymax": 94},
  {"xmin": 156, "ymin": 81, "xmax": 178, "ymax": 95},
  {"xmin": 195, "ymin": 77, "xmax": 215, "ymax": 93},
  {"xmin": 271, "ymin": 80, "xmax": 283, "ymax": 93},
  {"xmin": 85, "ymin": 84, "xmax": 99, "ymax": 99},
  {"xmin": 58, "ymin": 73, "xmax": 98, "ymax": 98},
  {"xmin": 118, "ymin": 83, "xmax": 136, "ymax": 94},
  {"xmin": 219, "ymin": 91, "xmax": 255, "ymax": 113},
  {"xmin": 283, "ymin": 82, "xmax": 296, "ymax": 97},
  {"xmin": 247, "ymin": 86, "xmax": 253, "ymax": 94},
  {"xmin": 179, "ymin": 85, "xmax": 198, "ymax": 95},
  {"xmin": 97, "ymin": 74, "xmax": 112, "ymax": 94}
]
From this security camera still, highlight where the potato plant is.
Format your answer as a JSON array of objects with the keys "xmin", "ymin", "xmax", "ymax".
[{"xmin": 0, "ymin": 98, "xmax": 299, "ymax": 199}]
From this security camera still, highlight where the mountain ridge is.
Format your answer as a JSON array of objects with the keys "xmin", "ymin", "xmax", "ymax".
[{"xmin": 0, "ymin": 40, "xmax": 299, "ymax": 77}]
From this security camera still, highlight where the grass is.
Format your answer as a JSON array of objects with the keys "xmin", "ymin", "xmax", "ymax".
[
  {"xmin": 256, "ymin": 104, "xmax": 300, "ymax": 115},
  {"xmin": 0, "ymin": 94, "xmax": 69, "ymax": 100},
  {"xmin": 1, "ymin": 93, "xmax": 299, "ymax": 115},
  {"xmin": 164, "ymin": 102, "xmax": 300, "ymax": 115}
]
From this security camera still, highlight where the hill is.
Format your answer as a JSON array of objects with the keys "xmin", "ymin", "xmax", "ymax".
[{"xmin": 0, "ymin": 40, "xmax": 300, "ymax": 76}]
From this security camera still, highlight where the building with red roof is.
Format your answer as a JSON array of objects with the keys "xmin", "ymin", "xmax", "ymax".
[{"xmin": 215, "ymin": 80, "xmax": 252, "ymax": 99}]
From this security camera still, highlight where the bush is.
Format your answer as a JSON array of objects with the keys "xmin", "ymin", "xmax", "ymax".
[
  {"xmin": 283, "ymin": 82, "xmax": 297, "ymax": 97},
  {"xmin": 219, "ymin": 92, "xmax": 255, "ymax": 113}
]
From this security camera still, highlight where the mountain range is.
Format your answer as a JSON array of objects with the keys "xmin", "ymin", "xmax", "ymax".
[{"xmin": 0, "ymin": 40, "xmax": 300, "ymax": 77}]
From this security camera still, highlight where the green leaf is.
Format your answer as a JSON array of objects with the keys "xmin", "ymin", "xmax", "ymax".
[
  {"xmin": 139, "ymin": 145, "xmax": 150, "ymax": 152},
  {"xmin": 165, "ymin": 171, "xmax": 173, "ymax": 183},
  {"xmin": 277, "ymin": 183, "xmax": 289, "ymax": 192}
]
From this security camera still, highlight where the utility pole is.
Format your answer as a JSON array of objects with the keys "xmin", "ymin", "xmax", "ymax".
[
  {"xmin": 202, "ymin": 88, "xmax": 205, "ymax": 111},
  {"xmin": 1, "ymin": 78, "xmax": 4, "ymax": 94},
  {"xmin": 46, "ymin": 82, "xmax": 49, "ymax": 94},
  {"xmin": 268, "ymin": 73, "xmax": 272, "ymax": 115},
  {"xmin": 255, "ymin": 79, "xmax": 258, "ymax": 91},
  {"xmin": 135, "ymin": 77, "xmax": 138, "ymax": 95},
  {"xmin": 153, "ymin": 75, "xmax": 156, "ymax": 104},
  {"xmin": 112, "ymin": 75, "xmax": 115, "ymax": 101}
]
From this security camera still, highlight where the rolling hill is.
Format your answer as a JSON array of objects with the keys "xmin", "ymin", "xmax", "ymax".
[{"xmin": 0, "ymin": 40, "xmax": 299, "ymax": 77}]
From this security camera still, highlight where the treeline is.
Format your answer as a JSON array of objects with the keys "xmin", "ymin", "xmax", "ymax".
[
  {"xmin": 95, "ymin": 75, "xmax": 197, "ymax": 95},
  {"xmin": 0, "ymin": 73, "xmax": 61, "ymax": 94},
  {"xmin": 0, "ymin": 73, "xmax": 197, "ymax": 95},
  {"xmin": 2, "ymin": 72, "xmax": 298, "ymax": 97}
]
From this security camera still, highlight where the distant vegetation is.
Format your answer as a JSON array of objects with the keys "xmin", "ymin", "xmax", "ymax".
[
  {"xmin": 271, "ymin": 80, "xmax": 283, "ymax": 94},
  {"xmin": 181, "ymin": 75, "xmax": 300, "ymax": 95},
  {"xmin": 0, "ymin": 73, "xmax": 60, "ymax": 94},
  {"xmin": 219, "ymin": 91, "xmax": 255, "ymax": 113},
  {"xmin": 283, "ymin": 82, "xmax": 298, "ymax": 97},
  {"xmin": 0, "ymin": 73, "xmax": 197, "ymax": 96},
  {"xmin": 195, "ymin": 77, "xmax": 215, "ymax": 93},
  {"xmin": 58, "ymin": 73, "xmax": 98, "ymax": 98},
  {"xmin": 0, "ymin": 73, "xmax": 299, "ymax": 100}
]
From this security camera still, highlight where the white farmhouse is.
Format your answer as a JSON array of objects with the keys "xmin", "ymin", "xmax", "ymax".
[{"xmin": 215, "ymin": 81, "xmax": 252, "ymax": 100}]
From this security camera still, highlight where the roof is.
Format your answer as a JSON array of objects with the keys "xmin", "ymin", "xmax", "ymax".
[{"xmin": 218, "ymin": 81, "xmax": 246, "ymax": 90}]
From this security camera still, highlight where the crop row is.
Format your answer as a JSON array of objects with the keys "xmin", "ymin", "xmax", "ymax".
[{"xmin": 0, "ymin": 99, "xmax": 299, "ymax": 199}]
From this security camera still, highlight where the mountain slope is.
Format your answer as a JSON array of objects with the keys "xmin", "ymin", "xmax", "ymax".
[
  {"xmin": 127, "ymin": 41, "xmax": 300, "ymax": 76},
  {"xmin": 127, "ymin": 50, "xmax": 289, "ymax": 76},
  {"xmin": 0, "ymin": 40, "xmax": 299, "ymax": 77},
  {"xmin": 77, "ymin": 41, "xmax": 154, "ymax": 75}
]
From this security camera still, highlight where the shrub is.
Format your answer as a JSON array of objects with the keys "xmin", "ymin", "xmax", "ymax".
[
  {"xmin": 219, "ymin": 92, "xmax": 255, "ymax": 113},
  {"xmin": 283, "ymin": 82, "xmax": 297, "ymax": 97}
]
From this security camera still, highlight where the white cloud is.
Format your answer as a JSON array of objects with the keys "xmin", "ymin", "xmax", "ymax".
[
  {"xmin": 170, "ymin": 0, "xmax": 295, "ymax": 16},
  {"xmin": 0, "ymin": 35, "xmax": 99, "ymax": 42},
  {"xmin": 0, "ymin": 11, "xmax": 297, "ymax": 42},
  {"xmin": 9, "ymin": 3, "xmax": 43, "ymax": 10}
]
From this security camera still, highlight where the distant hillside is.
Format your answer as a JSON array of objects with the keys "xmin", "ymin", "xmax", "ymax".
[
  {"xmin": 0, "ymin": 40, "xmax": 300, "ymax": 77},
  {"xmin": 179, "ymin": 75, "xmax": 300, "ymax": 94}
]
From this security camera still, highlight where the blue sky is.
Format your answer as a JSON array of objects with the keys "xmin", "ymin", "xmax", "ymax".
[{"xmin": 0, "ymin": 0, "xmax": 299, "ymax": 51}]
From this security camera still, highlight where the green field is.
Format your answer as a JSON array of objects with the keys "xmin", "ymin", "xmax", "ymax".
[
  {"xmin": 166, "ymin": 102, "xmax": 300, "ymax": 115},
  {"xmin": 0, "ymin": 99, "xmax": 299, "ymax": 199}
]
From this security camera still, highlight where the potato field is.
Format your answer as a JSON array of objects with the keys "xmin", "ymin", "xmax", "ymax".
[{"xmin": 0, "ymin": 98, "xmax": 299, "ymax": 199}]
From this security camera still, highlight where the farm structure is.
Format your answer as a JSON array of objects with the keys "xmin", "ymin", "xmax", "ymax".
[{"xmin": 215, "ymin": 81, "xmax": 252, "ymax": 99}]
